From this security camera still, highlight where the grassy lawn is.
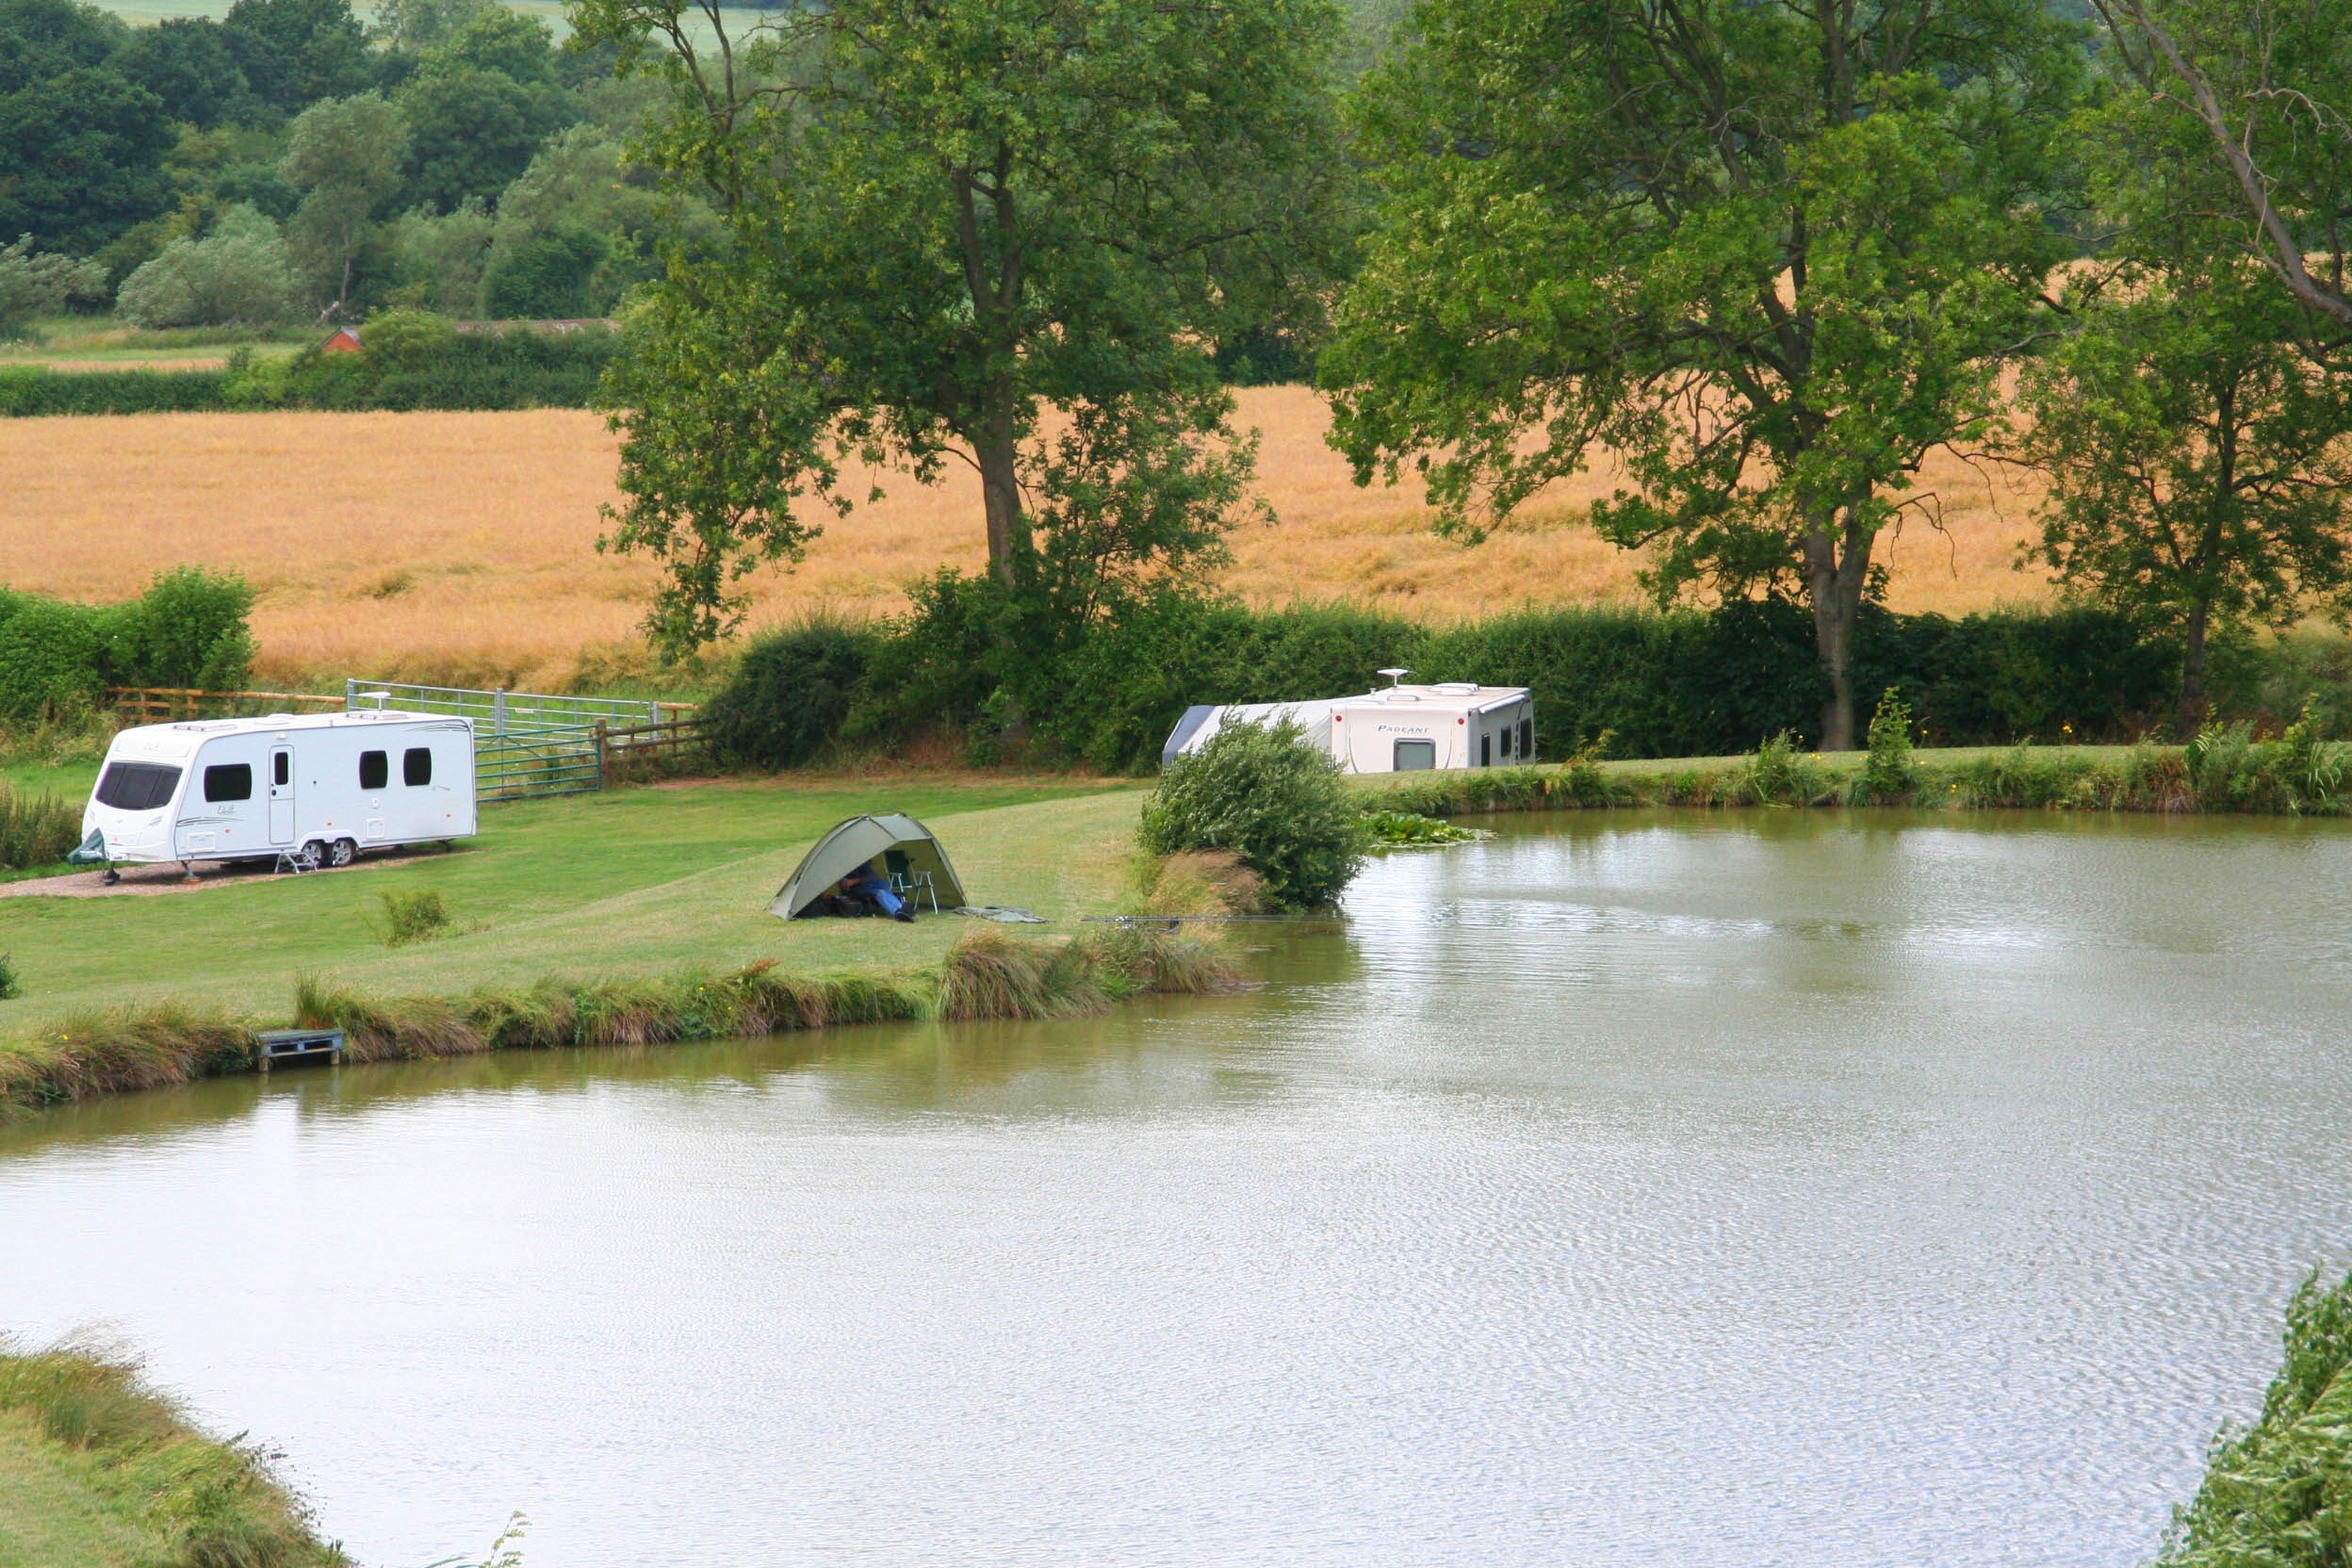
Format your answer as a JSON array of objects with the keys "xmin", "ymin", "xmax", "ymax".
[
  {"xmin": 0, "ymin": 1350, "xmax": 334, "ymax": 1568},
  {"xmin": 0, "ymin": 772, "xmax": 1149, "ymax": 1027},
  {"xmin": 0, "ymin": 1412, "xmax": 155, "ymax": 1568}
]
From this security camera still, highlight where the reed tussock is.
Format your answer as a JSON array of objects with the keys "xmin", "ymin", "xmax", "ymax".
[
  {"xmin": 0, "ymin": 393, "xmax": 2050, "ymax": 688},
  {"xmin": 936, "ymin": 925, "xmax": 1113, "ymax": 1021},
  {"xmin": 936, "ymin": 923, "xmax": 1243, "ymax": 1021},
  {"xmin": 292, "ymin": 974, "xmax": 483, "ymax": 1063},
  {"xmin": 0, "ymin": 780, "xmax": 80, "ymax": 871},
  {"xmin": 1131, "ymin": 848, "xmax": 1265, "ymax": 917},
  {"xmin": 0, "ymin": 1338, "xmax": 337, "ymax": 1568},
  {"xmin": 0, "ymin": 1003, "xmax": 255, "ymax": 1108}
]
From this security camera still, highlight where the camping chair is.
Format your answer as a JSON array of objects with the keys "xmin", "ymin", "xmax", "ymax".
[{"xmin": 883, "ymin": 849, "xmax": 940, "ymax": 914}]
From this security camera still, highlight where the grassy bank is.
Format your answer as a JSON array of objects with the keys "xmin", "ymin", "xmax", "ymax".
[
  {"xmin": 0, "ymin": 773, "xmax": 1144, "ymax": 1018},
  {"xmin": 0, "ymin": 922, "xmax": 1238, "ymax": 1114},
  {"xmin": 1359, "ymin": 737, "xmax": 2352, "ymax": 817},
  {"xmin": 0, "ymin": 1342, "xmax": 338, "ymax": 1567},
  {"xmin": 0, "ymin": 773, "xmax": 1253, "ymax": 1114}
]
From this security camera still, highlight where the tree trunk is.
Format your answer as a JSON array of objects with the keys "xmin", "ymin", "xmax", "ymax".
[
  {"xmin": 1802, "ymin": 506, "xmax": 1875, "ymax": 751},
  {"xmin": 2179, "ymin": 599, "xmax": 2212, "ymax": 735},
  {"xmin": 976, "ymin": 384, "xmax": 1025, "ymax": 589}
]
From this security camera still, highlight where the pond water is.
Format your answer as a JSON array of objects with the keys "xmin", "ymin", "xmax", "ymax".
[{"xmin": 7, "ymin": 811, "xmax": 2352, "ymax": 1567}]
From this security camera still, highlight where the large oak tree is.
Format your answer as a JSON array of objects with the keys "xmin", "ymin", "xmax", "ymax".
[
  {"xmin": 1321, "ymin": 0, "xmax": 2081, "ymax": 748},
  {"xmin": 570, "ymin": 0, "xmax": 1352, "ymax": 654}
]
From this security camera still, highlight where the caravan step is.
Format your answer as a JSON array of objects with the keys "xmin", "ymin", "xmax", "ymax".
[{"xmin": 255, "ymin": 1028, "xmax": 345, "ymax": 1070}]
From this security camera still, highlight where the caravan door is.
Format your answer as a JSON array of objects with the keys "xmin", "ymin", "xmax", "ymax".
[{"xmin": 267, "ymin": 746, "xmax": 295, "ymax": 844}]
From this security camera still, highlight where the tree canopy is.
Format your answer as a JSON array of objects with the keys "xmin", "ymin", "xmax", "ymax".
[
  {"xmin": 571, "ymin": 0, "xmax": 1354, "ymax": 652},
  {"xmin": 1321, "ymin": 0, "xmax": 2083, "ymax": 747}
]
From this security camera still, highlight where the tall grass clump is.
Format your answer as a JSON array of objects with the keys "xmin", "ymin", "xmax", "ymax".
[
  {"xmin": 0, "ymin": 779, "xmax": 77, "ymax": 870},
  {"xmin": 1740, "ymin": 732, "xmax": 1836, "ymax": 806},
  {"xmin": 0, "ymin": 1338, "xmax": 338, "ymax": 1568},
  {"xmin": 291, "ymin": 974, "xmax": 483, "ymax": 1063},
  {"xmin": 937, "ymin": 926, "xmax": 1114, "ymax": 1021},
  {"xmin": 1139, "ymin": 719, "xmax": 1367, "ymax": 908},
  {"xmin": 937, "ymin": 923, "xmax": 1239, "ymax": 1020},
  {"xmin": 2156, "ymin": 1266, "xmax": 2352, "ymax": 1567},
  {"xmin": 1852, "ymin": 688, "xmax": 1918, "ymax": 804},
  {"xmin": 1130, "ymin": 848, "xmax": 1264, "ymax": 917},
  {"xmin": 0, "ymin": 1003, "xmax": 255, "ymax": 1109},
  {"xmin": 370, "ymin": 889, "xmax": 452, "ymax": 948}
]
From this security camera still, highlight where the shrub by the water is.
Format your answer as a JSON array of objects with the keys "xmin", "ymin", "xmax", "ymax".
[
  {"xmin": 2156, "ymin": 1266, "xmax": 2352, "ymax": 1567},
  {"xmin": 1853, "ymin": 688, "xmax": 1919, "ymax": 804},
  {"xmin": 1139, "ymin": 720, "xmax": 1367, "ymax": 908},
  {"xmin": 703, "ymin": 620, "xmax": 876, "ymax": 769},
  {"xmin": 0, "ymin": 954, "xmax": 18, "ymax": 1002}
]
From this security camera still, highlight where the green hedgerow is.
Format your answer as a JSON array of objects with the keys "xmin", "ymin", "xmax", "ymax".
[{"xmin": 1139, "ymin": 719, "xmax": 1366, "ymax": 908}]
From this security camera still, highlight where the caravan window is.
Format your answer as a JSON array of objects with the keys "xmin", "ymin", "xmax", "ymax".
[
  {"xmin": 203, "ymin": 763, "xmax": 253, "ymax": 802},
  {"xmin": 403, "ymin": 747, "xmax": 433, "ymax": 786},
  {"xmin": 1394, "ymin": 740, "xmax": 1436, "ymax": 771},
  {"xmin": 273, "ymin": 752, "xmax": 290, "ymax": 787},
  {"xmin": 1499, "ymin": 726, "xmax": 1512, "ymax": 759},
  {"xmin": 95, "ymin": 762, "xmax": 181, "ymax": 810},
  {"xmin": 1480, "ymin": 732, "xmax": 1492, "ymax": 767},
  {"xmin": 359, "ymin": 750, "xmax": 388, "ymax": 790},
  {"xmin": 1519, "ymin": 716, "xmax": 1532, "ymax": 759}
]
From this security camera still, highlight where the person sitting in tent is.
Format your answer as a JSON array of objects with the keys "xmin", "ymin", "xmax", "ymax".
[{"xmin": 834, "ymin": 863, "xmax": 915, "ymax": 923}]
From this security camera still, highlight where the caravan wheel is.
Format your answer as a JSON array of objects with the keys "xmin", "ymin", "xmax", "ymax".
[{"xmin": 327, "ymin": 838, "xmax": 357, "ymax": 868}]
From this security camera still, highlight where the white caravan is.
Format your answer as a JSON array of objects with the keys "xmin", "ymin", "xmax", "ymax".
[
  {"xmin": 1162, "ymin": 677, "xmax": 1535, "ymax": 774},
  {"xmin": 75, "ymin": 710, "xmax": 478, "ymax": 876}
]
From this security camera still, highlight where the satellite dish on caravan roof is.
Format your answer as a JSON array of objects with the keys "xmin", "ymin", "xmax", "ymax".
[{"xmin": 1377, "ymin": 667, "xmax": 1412, "ymax": 687}]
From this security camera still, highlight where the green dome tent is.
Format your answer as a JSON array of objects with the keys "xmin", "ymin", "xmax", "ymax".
[{"xmin": 771, "ymin": 813, "xmax": 968, "ymax": 919}]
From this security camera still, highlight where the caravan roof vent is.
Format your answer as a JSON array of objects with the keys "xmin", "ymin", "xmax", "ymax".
[{"xmin": 1432, "ymin": 681, "xmax": 1479, "ymax": 694}]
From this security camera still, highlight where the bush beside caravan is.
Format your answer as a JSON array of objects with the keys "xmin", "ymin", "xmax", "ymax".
[{"xmin": 75, "ymin": 710, "xmax": 479, "ymax": 876}]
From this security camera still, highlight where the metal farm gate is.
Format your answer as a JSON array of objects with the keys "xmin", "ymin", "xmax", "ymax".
[{"xmin": 344, "ymin": 680, "xmax": 697, "ymax": 802}]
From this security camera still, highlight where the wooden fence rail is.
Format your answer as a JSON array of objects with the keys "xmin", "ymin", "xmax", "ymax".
[
  {"xmin": 108, "ymin": 687, "xmax": 345, "ymax": 721},
  {"xmin": 596, "ymin": 716, "xmax": 711, "ymax": 784}
]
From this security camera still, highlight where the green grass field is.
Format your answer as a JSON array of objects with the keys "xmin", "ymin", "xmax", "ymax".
[
  {"xmin": 0, "ymin": 1347, "xmax": 335, "ymax": 1568},
  {"xmin": 0, "ymin": 771, "xmax": 1147, "ymax": 1028}
]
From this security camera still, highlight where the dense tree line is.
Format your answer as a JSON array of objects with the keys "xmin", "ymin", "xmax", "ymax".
[
  {"xmin": 563, "ymin": 0, "xmax": 2352, "ymax": 745},
  {"xmin": 0, "ymin": 0, "xmax": 693, "ymax": 328},
  {"xmin": 10, "ymin": 0, "xmax": 2352, "ymax": 745}
]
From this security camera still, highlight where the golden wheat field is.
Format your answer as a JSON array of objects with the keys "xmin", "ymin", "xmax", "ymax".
[{"xmin": 0, "ymin": 386, "xmax": 2051, "ymax": 688}]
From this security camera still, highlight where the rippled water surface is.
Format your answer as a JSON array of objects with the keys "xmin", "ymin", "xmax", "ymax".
[{"xmin": 8, "ymin": 811, "xmax": 2352, "ymax": 1567}]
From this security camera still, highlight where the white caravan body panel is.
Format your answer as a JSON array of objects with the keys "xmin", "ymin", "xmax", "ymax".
[
  {"xmin": 1160, "ymin": 683, "xmax": 1534, "ymax": 774},
  {"xmin": 83, "ymin": 710, "xmax": 478, "ymax": 865},
  {"xmin": 1333, "ymin": 684, "xmax": 1534, "ymax": 774}
]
